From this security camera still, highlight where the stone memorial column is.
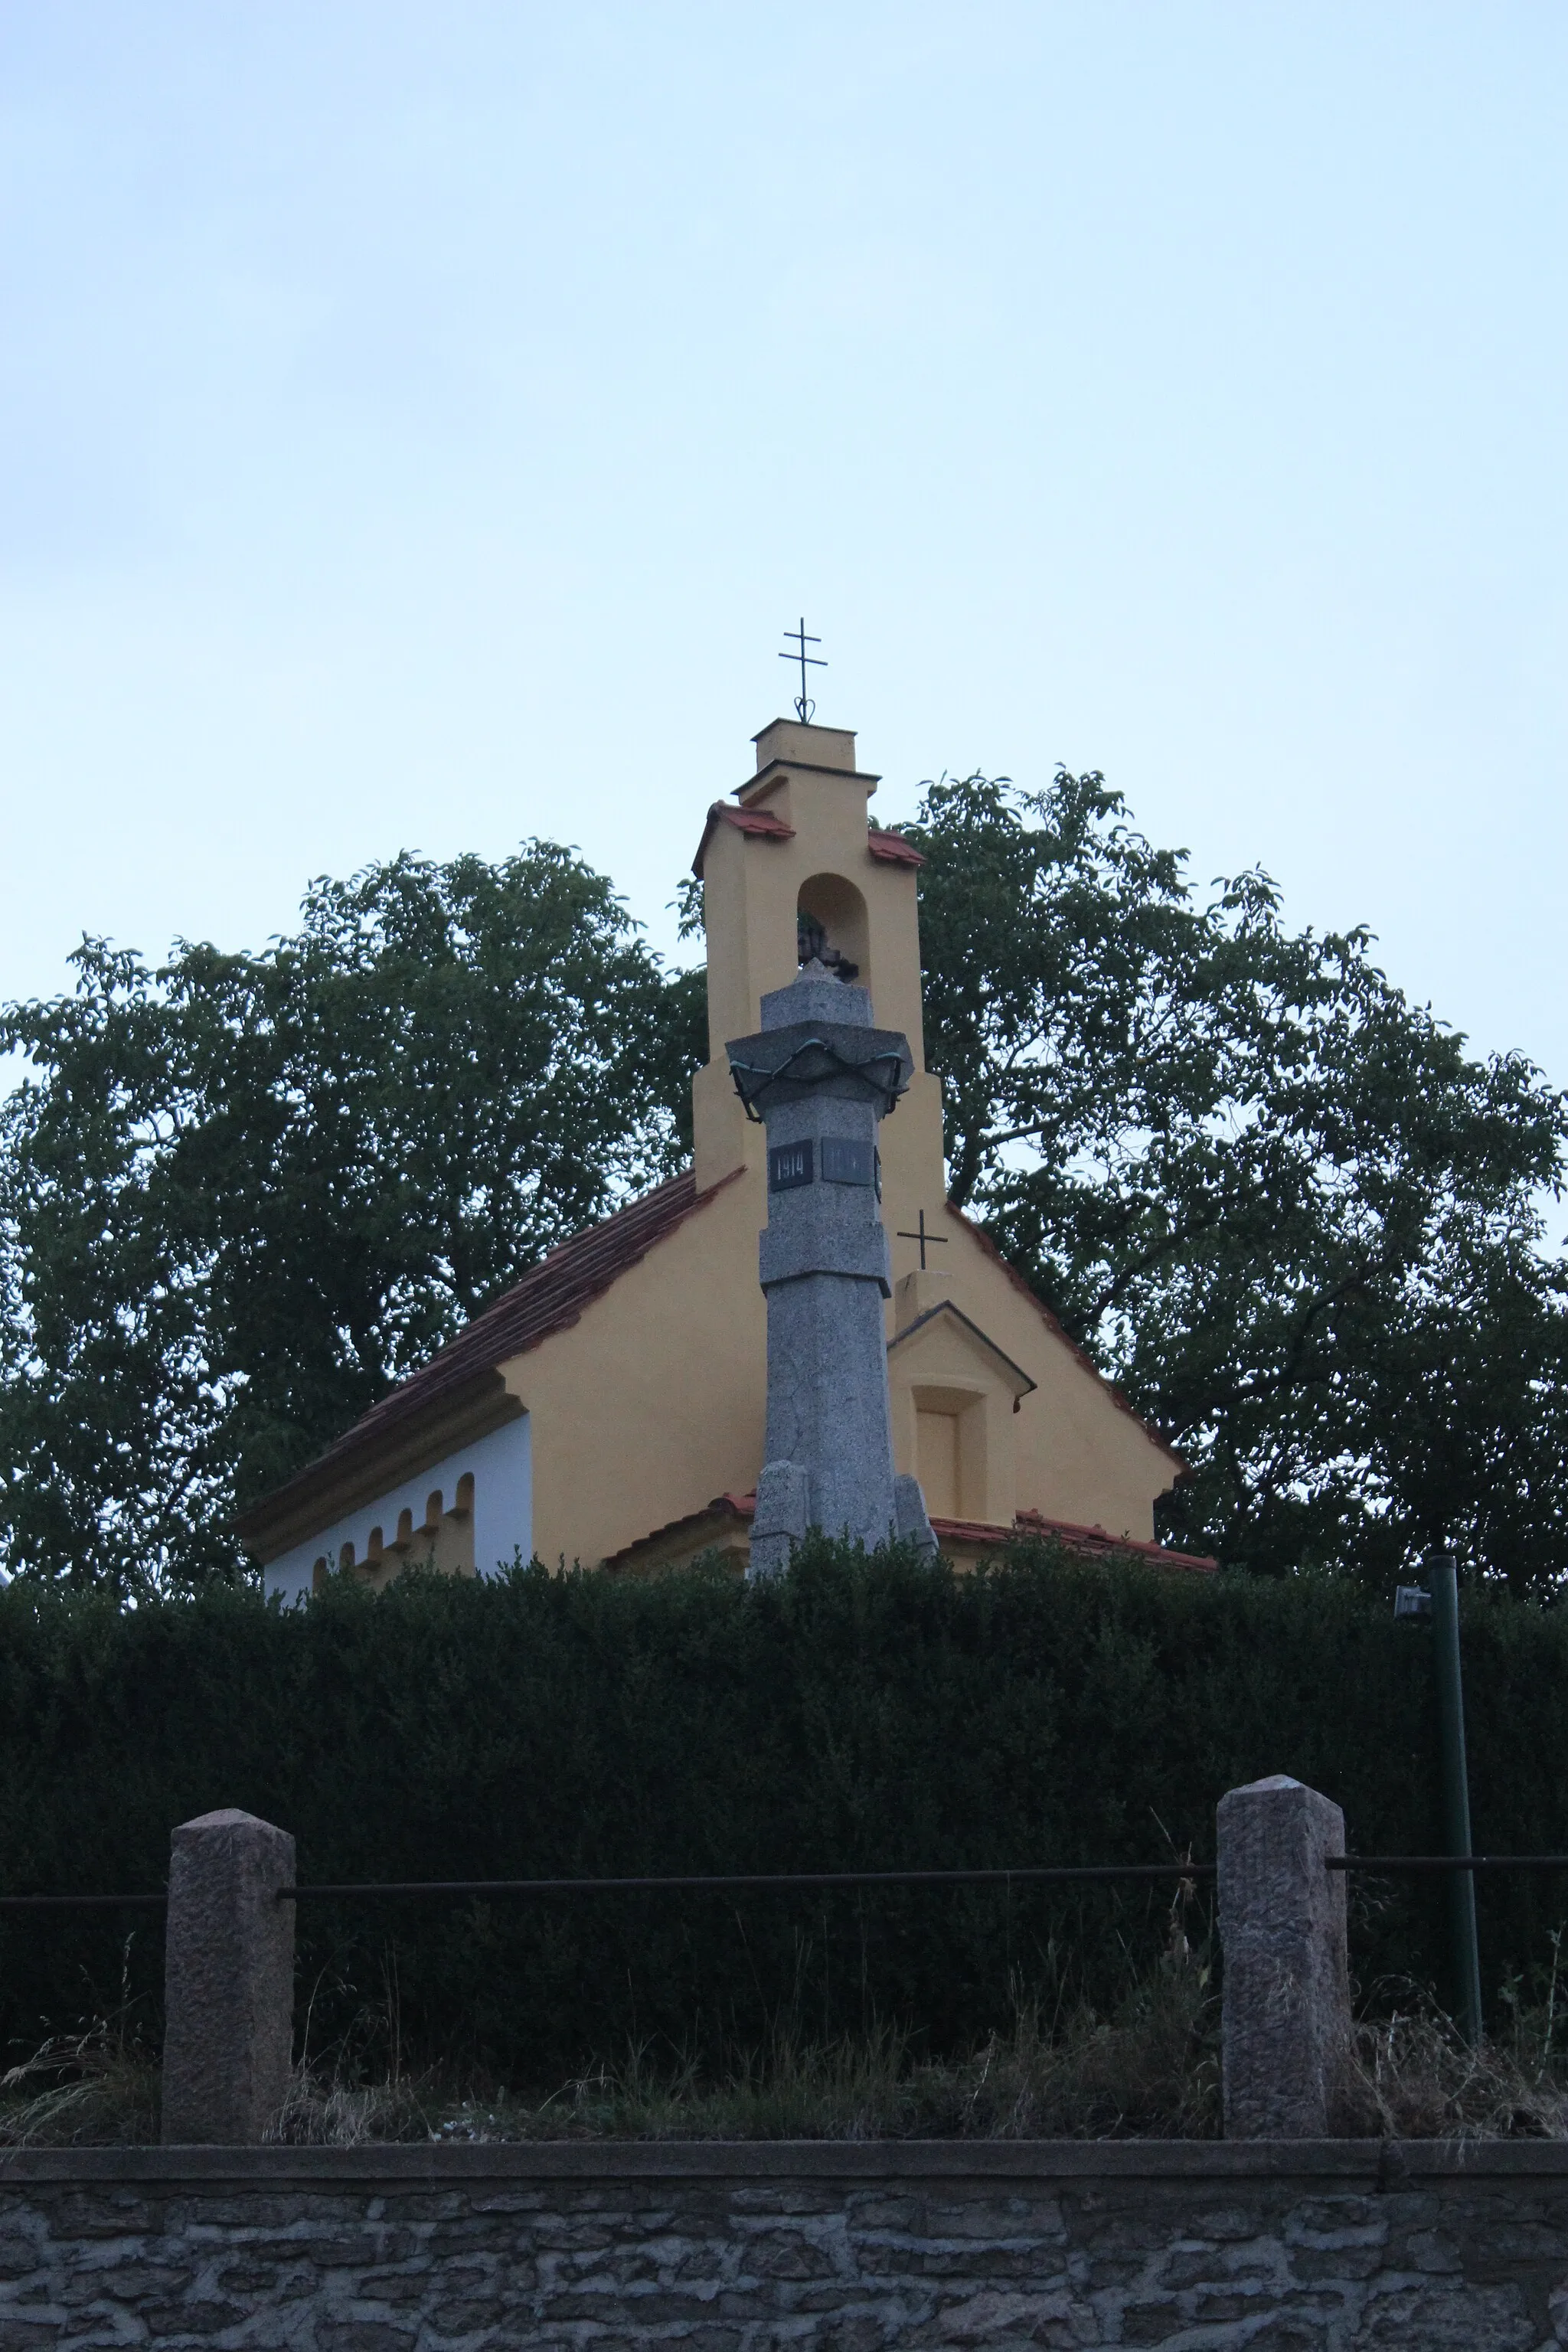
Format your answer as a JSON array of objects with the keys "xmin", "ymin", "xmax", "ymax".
[{"xmin": 728, "ymin": 960, "xmax": 936, "ymax": 1574}]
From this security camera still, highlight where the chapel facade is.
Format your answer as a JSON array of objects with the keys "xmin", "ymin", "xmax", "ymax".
[{"xmin": 241, "ymin": 717, "xmax": 1209, "ymax": 1596}]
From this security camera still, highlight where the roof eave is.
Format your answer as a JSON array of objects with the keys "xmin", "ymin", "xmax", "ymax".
[{"xmin": 235, "ymin": 1372, "xmax": 522, "ymax": 1563}]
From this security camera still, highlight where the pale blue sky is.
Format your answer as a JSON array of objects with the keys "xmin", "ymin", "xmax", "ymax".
[{"xmin": 2, "ymin": 2, "xmax": 1565, "ymax": 1096}]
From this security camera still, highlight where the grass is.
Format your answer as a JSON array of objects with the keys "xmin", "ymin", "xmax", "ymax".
[
  {"xmin": 1343, "ymin": 2007, "xmax": 1568, "ymax": 2139},
  {"xmin": 276, "ymin": 1955, "xmax": 1221, "ymax": 2145},
  {"xmin": 0, "ymin": 2014, "xmax": 160, "ymax": 2148},
  {"xmin": 9, "ymin": 1926, "xmax": 1568, "ymax": 2147},
  {"xmin": 0, "ymin": 1946, "xmax": 1220, "ymax": 2148}
]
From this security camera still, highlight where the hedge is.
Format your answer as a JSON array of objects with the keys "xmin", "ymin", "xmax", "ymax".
[{"xmin": 2, "ymin": 1541, "xmax": 1567, "ymax": 2083}]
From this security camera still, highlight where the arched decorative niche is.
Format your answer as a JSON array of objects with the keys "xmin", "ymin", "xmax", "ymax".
[{"xmin": 797, "ymin": 872, "xmax": 870, "ymax": 988}]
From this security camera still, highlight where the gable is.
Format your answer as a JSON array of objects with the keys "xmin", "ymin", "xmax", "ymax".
[
  {"xmin": 942, "ymin": 1200, "xmax": 1184, "ymax": 1471},
  {"xmin": 237, "ymin": 1167, "xmax": 742, "ymax": 1560},
  {"xmin": 888, "ymin": 1297, "xmax": 1037, "ymax": 1404}
]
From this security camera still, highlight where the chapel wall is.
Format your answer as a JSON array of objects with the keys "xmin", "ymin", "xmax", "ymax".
[
  {"xmin": 505, "ymin": 1167, "xmax": 768, "ymax": 1573},
  {"xmin": 262, "ymin": 1414, "xmax": 531, "ymax": 1602},
  {"xmin": 910, "ymin": 1214, "xmax": 1174, "ymax": 1542}
]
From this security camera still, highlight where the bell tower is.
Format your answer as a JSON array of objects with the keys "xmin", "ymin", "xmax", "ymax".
[{"xmin": 689, "ymin": 719, "xmax": 948, "ymax": 1251}]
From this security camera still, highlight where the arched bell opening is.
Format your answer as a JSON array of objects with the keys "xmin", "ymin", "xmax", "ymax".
[{"xmin": 797, "ymin": 873, "xmax": 870, "ymax": 989}]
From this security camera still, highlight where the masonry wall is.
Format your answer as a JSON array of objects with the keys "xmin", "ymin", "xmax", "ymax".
[{"xmin": 6, "ymin": 2140, "xmax": 1568, "ymax": 2350}]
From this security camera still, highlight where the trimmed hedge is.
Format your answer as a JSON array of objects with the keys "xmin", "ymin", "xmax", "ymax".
[{"xmin": 2, "ymin": 1542, "xmax": 1567, "ymax": 2082}]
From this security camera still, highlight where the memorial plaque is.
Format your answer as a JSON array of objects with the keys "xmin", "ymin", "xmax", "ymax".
[
  {"xmin": 769, "ymin": 1138, "xmax": 815, "ymax": 1191},
  {"xmin": 820, "ymin": 1135, "xmax": 874, "ymax": 1187}
]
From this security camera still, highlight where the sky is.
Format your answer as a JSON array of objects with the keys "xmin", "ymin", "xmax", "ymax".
[{"xmin": 2, "ymin": 2, "xmax": 1565, "ymax": 1089}]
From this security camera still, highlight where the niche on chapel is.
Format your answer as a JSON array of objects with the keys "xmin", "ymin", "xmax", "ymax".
[{"xmin": 796, "ymin": 873, "xmax": 870, "ymax": 988}]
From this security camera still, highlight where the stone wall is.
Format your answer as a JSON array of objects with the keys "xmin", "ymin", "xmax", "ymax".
[{"xmin": 5, "ymin": 2138, "xmax": 1568, "ymax": 2349}]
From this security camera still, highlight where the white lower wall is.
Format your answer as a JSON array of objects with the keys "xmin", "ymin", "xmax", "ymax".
[{"xmin": 263, "ymin": 1414, "xmax": 532, "ymax": 1604}]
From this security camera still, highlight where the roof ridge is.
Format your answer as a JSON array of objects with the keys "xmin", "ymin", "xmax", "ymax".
[
  {"xmin": 451, "ymin": 1169, "xmax": 697, "ymax": 1341},
  {"xmin": 240, "ymin": 1165, "xmax": 742, "ymax": 1540}
]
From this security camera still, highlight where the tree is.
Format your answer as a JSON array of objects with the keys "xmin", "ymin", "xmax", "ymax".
[
  {"xmin": 7, "ymin": 774, "xmax": 1565, "ymax": 1597},
  {"xmin": 0, "ymin": 848, "xmax": 705, "ymax": 1594},
  {"xmin": 908, "ymin": 769, "xmax": 1568, "ymax": 1588}
]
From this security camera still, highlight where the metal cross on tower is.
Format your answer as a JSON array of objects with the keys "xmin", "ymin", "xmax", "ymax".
[
  {"xmin": 779, "ymin": 618, "xmax": 825, "ymax": 722},
  {"xmin": 896, "ymin": 1208, "xmax": 949, "ymax": 1272}
]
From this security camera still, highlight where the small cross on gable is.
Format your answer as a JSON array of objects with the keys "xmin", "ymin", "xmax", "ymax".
[{"xmin": 896, "ymin": 1207, "xmax": 949, "ymax": 1272}]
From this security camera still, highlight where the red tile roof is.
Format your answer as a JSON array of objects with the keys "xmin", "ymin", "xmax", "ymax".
[
  {"xmin": 690, "ymin": 803, "xmax": 923, "ymax": 880},
  {"xmin": 237, "ymin": 1168, "xmax": 741, "ymax": 1541},
  {"xmin": 691, "ymin": 800, "xmax": 795, "ymax": 878},
  {"xmin": 867, "ymin": 828, "xmax": 924, "ymax": 867},
  {"xmin": 1008, "ymin": 1511, "xmax": 1215, "ymax": 1572},
  {"xmin": 605, "ymin": 1491, "xmax": 1216, "ymax": 1575}
]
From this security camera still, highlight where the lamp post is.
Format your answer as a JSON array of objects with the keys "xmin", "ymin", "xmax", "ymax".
[{"xmin": 1395, "ymin": 1550, "xmax": 1484, "ymax": 2044}]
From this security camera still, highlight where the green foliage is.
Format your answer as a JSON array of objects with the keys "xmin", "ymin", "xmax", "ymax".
[
  {"xmin": 4, "ymin": 767, "xmax": 1565, "ymax": 1596},
  {"xmin": 0, "ymin": 848, "xmax": 706, "ymax": 1593},
  {"xmin": 909, "ymin": 770, "xmax": 1568, "ymax": 1586},
  {"xmin": 3, "ymin": 1547, "xmax": 1568, "ymax": 2085}
]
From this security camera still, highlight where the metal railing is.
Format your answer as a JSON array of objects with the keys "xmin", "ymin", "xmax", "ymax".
[
  {"xmin": 2, "ymin": 1860, "xmax": 1215, "ymax": 1913},
  {"xmin": 0, "ymin": 1891, "xmax": 168, "ymax": 1912},
  {"xmin": 1328, "ymin": 1854, "xmax": 1568, "ymax": 1874},
  {"xmin": 12, "ymin": 1851, "xmax": 1568, "ymax": 1916}
]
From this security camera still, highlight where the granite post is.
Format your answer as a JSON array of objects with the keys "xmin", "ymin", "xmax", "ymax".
[
  {"xmin": 728, "ymin": 962, "xmax": 936, "ymax": 1574},
  {"xmin": 161, "ymin": 1808, "xmax": 296, "ymax": 2145},
  {"xmin": 1217, "ymin": 1773, "xmax": 1352, "ymax": 2139}
]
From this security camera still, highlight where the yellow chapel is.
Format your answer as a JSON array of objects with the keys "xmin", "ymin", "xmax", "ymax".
[{"xmin": 241, "ymin": 717, "xmax": 1210, "ymax": 1595}]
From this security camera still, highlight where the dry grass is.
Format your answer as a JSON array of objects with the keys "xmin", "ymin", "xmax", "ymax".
[
  {"xmin": 266, "ymin": 1971, "xmax": 1568, "ymax": 2145},
  {"xmin": 276, "ymin": 1991, "xmax": 1218, "ymax": 2148},
  {"xmin": 482, "ymin": 1959, "xmax": 1217, "ymax": 2144},
  {"xmin": 270, "ymin": 1883, "xmax": 1220, "ymax": 2145},
  {"xmin": 1329, "ymin": 1927, "xmax": 1568, "ymax": 2140},
  {"xmin": 15, "ymin": 1912, "xmax": 1568, "ymax": 2146},
  {"xmin": 1343, "ymin": 2005, "xmax": 1568, "ymax": 2140},
  {"xmin": 274, "ymin": 2069, "xmax": 441, "ymax": 2145},
  {"xmin": 276, "ymin": 1919, "xmax": 1221, "ymax": 2145},
  {"xmin": 0, "ymin": 2014, "xmax": 160, "ymax": 2148}
]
